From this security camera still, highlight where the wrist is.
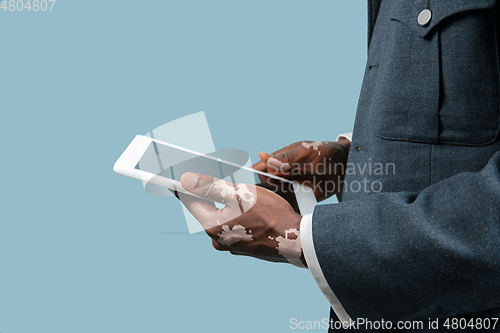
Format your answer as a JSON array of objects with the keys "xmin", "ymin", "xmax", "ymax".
[{"xmin": 337, "ymin": 137, "xmax": 351, "ymax": 152}]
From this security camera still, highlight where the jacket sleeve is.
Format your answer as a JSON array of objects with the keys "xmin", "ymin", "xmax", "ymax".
[{"xmin": 310, "ymin": 149, "xmax": 500, "ymax": 320}]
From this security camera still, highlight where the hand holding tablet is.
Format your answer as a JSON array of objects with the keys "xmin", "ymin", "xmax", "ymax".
[
  {"xmin": 113, "ymin": 135, "xmax": 316, "ymax": 213},
  {"xmin": 113, "ymin": 135, "xmax": 316, "ymax": 266}
]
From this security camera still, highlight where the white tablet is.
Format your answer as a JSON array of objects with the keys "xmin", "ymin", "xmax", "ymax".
[{"xmin": 113, "ymin": 135, "xmax": 317, "ymax": 215}]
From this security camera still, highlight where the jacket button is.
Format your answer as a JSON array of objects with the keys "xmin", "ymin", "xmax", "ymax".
[{"xmin": 417, "ymin": 9, "xmax": 432, "ymax": 26}]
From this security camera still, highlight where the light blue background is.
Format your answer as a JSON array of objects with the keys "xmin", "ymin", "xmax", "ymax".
[{"xmin": 0, "ymin": 1, "xmax": 367, "ymax": 332}]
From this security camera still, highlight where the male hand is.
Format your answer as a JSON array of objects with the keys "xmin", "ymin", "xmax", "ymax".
[
  {"xmin": 178, "ymin": 172, "xmax": 307, "ymax": 267},
  {"xmin": 253, "ymin": 139, "xmax": 350, "ymax": 202}
]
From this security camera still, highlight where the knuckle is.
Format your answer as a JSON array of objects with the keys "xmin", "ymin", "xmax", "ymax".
[
  {"xmin": 212, "ymin": 239, "xmax": 228, "ymax": 251},
  {"xmin": 205, "ymin": 224, "xmax": 221, "ymax": 238},
  {"xmin": 205, "ymin": 229, "xmax": 217, "ymax": 238},
  {"xmin": 200, "ymin": 178, "xmax": 219, "ymax": 199}
]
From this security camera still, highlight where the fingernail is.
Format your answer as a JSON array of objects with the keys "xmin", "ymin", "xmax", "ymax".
[
  {"xmin": 181, "ymin": 172, "xmax": 199, "ymax": 190},
  {"xmin": 259, "ymin": 152, "xmax": 271, "ymax": 159}
]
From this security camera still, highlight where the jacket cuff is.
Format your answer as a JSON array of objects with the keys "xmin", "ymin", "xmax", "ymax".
[{"xmin": 300, "ymin": 212, "xmax": 352, "ymax": 324}]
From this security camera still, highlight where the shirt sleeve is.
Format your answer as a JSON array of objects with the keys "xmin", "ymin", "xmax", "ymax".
[
  {"xmin": 336, "ymin": 133, "xmax": 353, "ymax": 142},
  {"xmin": 300, "ymin": 212, "xmax": 352, "ymax": 324},
  {"xmin": 297, "ymin": 131, "xmax": 354, "ymax": 324}
]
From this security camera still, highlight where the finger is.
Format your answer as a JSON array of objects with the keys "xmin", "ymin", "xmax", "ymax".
[
  {"xmin": 252, "ymin": 158, "xmax": 268, "ymax": 173},
  {"xmin": 182, "ymin": 172, "xmax": 259, "ymax": 211},
  {"xmin": 229, "ymin": 250, "xmax": 289, "ymax": 263},
  {"xmin": 177, "ymin": 191, "xmax": 227, "ymax": 230},
  {"xmin": 253, "ymin": 152, "xmax": 274, "ymax": 183},
  {"xmin": 270, "ymin": 144, "xmax": 296, "ymax": 156},
  {"xmin": 259, "ymin": 151, "xmax": 272, "ymax": 163},
  {"xmin": 180, "ymin": 172, "xmax": 240, "ymax": 206},
  {"xmin": 252, "ymin": 151, "xmax": 277, "ymax": 172},
  {"xmin": 266, "ymin": 152, "xmax": 292, "ymax": 174}
]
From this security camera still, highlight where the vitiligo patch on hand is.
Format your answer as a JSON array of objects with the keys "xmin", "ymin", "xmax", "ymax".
[
  {"xmin": 301, "ymin": 141, "xmax": 323, "ymax": 155},
  {"xmin": 276, "ymin": 229, "xmax": 306, "ymax": 268},
  {"xmin": 214, "ymin": 180, "xmax": 256, "ymax": 205},
  {"xmin": 217, "ymin": 224, "xmax": 253, "ymax": 246},
  {"xmin": 267, "ymin": 157, "xmax": 291, "ymax": 171}
]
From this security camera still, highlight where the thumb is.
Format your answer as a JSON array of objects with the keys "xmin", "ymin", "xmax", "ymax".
[{"xmin": 180, "ymin": 172, "xmax": 246, "ymax": 206}]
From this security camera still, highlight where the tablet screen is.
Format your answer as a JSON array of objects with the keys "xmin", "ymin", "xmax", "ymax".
[
  {"xmin": 135, "ymin": 141, "xmax": 258, "ymax": 185},
  {"xmin": 131, "ymin": 139, "xmax": 302, "ymax": 214}
]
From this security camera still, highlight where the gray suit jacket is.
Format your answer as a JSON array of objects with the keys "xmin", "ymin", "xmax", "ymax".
[{"xmin": 312, "ymin": 0, "xmax": 500, "ymax": 329}]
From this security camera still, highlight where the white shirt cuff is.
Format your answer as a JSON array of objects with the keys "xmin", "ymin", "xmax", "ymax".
[
  {"xmin": 300, "ymin": 212, "xmax": 352, "ymax": 325},
  {"xmin": 336, "ymin": 133, "xmax": 353, "ymax": 142}
]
